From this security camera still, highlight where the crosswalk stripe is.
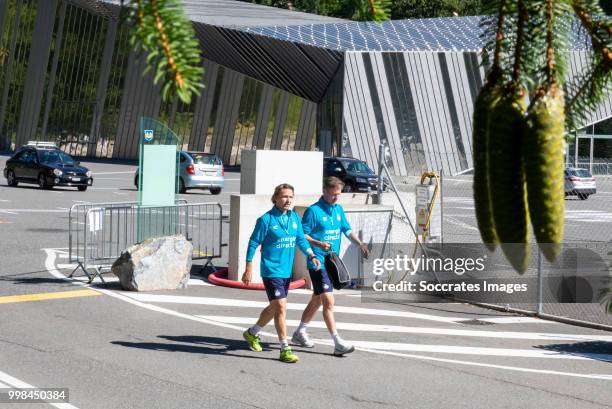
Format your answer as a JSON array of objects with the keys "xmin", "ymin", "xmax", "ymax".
[
  {"xmin": 196, "ymin": 315, "xmax": 612, "ymax": 342},
  {"xmin": 69, "ymin": 276, "xmax": 212, "ymax": 286},
  {"xmin": 478, "ymin": 317, "xmax": 557, "ymax": 324},
  {"xmin": 309, "ymin": 339, "xmax": 612, "ymax": 361},
  {"xmin": 290, "ymin": 288, "xmax": 361, "ymax": 296},
  {"xmin": 122, "ymin": 293, "xmax": 462, "ymax": 323},
  {"xmin": 42, "ymin": 248, "xmax": 612, "ymax": 380}
]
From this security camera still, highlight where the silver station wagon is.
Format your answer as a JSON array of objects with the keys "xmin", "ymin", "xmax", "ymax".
[{"xmin": 135, "ymin": 151, "xmax": 224, "ymax": 194}]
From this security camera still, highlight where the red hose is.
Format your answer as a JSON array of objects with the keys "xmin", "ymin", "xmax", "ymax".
[{"xmin": 208, "ymin": 268, "xmax": 306, "ymax": 290}]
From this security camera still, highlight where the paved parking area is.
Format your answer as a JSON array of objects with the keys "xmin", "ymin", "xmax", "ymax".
[{"xmin": 0, "ymin": 154, "xmax": 611, "ymax": 408}]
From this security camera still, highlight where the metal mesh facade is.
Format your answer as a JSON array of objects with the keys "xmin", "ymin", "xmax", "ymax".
[{"xmin": 0, "ymin": 0, "xmax": 610, "ymax": 173}]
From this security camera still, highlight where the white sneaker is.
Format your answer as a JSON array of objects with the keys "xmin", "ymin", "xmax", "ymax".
[
  {"xmin": 333, "ymin": 342, "xmax": 355, "ymax": 356},
  {"xmin": 291, "ymin": 331, "xmax": 314, "ymax": 348}
]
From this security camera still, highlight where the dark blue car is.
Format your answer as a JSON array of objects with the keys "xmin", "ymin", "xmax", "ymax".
[{"xmin": 3, "ymin": 143, "xmax": 93, "ymax": 191}]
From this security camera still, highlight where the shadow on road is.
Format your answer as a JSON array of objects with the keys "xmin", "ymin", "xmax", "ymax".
[
  {"xmin": 111, "ymin": 334, "xmax": 279, "ymax": 361},
  {"xmin": 0, "ymin": 276, "xmax": 70, "ymax": 286},
  {"xmin": 535, "ymin": 341, "xmax": 612, "ymax": 363}
]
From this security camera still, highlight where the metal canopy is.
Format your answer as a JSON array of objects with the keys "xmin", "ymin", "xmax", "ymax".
[
  {"xmin": 92, "ymin": 0, "xmax": 343, "ymax": 27},
  {"xmin": 74, "ymin": 2, "xmax": 595, "ymax": 103},
  {"xmin": 244, "ymin": 16, "xmax": 592, "ymax": 52}
]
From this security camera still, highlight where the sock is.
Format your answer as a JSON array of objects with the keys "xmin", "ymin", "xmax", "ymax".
[
  {"xmin": 249, "ymin": 325, "xmax": 261, "ymax": 336},
  {"xmin": 296, "ymin": 321, "xmax": 308, "ymax": 334},
  {"xmin": 280, "ymin": 339, "xmax": 289, "ymax": 349},
  {"xmin": 331, "ymin": 332, "xmax": 345, "ymax": 347}
]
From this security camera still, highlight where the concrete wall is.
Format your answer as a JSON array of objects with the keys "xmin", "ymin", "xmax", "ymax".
[
  {"xmin": 240, "ymin": 150, "xmax": 324, "ymax": 195},
  {"xmin": 292, "ymin": 204, "xmax": 394, "ymax": 288}
]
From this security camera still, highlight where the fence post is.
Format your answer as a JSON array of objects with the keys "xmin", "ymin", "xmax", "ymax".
[
  {"xmin": 537, "ymin": 249, "xmax": 543, "ymax": 315},
  {"xmin": 377, "ymin": 143, "xmax": 385, "ymax": 196}
]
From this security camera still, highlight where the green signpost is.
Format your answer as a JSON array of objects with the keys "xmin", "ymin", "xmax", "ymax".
[{"xmin": 137, "ymin": 117, "xmax": 182, "ymax": 242}]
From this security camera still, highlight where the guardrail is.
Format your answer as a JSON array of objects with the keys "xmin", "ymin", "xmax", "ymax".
[
  {"xmin": 68, "ymin": 200, "xmax": 187, "ymax": 264},
  {"xmin": 68, "ymin": 201, "xmax": 222, "ymax": 284},
  {"xmin": 575, "ymin": 162, "xmax": 612, "ymax": 176}
]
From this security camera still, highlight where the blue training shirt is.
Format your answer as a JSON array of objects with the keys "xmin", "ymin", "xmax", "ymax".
[
  {"xmin": 302, "ymin": 197, "xmax": 352, "ymax": 270},
  {"xmin": 246, "ymin": 206, "xmax": 313, "ymax": 279}
]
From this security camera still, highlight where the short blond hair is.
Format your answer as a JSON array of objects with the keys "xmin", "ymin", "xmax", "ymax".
[
  {"xmin": 271, "ymin": 183, "xmax": 294, "ymax": 203},
  {"xmin": 323, "ymin": 176, "xmax": 344, "ymax": 190}
]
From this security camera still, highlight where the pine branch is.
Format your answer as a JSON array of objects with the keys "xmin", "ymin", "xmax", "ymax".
[
  {"xmin": 128, "ymin": 0, "xmax": 203, "ymax": 104},
  {"xmin": 546, "ymin": 0, "xmax": 555, "ymax": 86},
  {"xmin": 572, "ymin": 0, "xmax": 612, "ymax": 70},
  {"xmin": 513, "ymin": 0, "xmax": 527, "ymax": 83},
  {"xmin": 366, "ymin": 0, "xmax": 390, "ymax": 22},
  {"xmin": 565, "ymin": 59, "xmax": 612, "ymax": 129}
]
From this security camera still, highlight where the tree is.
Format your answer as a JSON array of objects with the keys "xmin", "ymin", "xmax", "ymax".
[
  {"xmin": 389, "ymin": 0, "xmax": 482, "ymax": 19},
  {"xmin": 472, "ymin": 0, "xmax": 610, "ymax": 313}
]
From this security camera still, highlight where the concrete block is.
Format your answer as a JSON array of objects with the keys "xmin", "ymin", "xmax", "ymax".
[{"xmin": 240, "ymin": 150, "xmax": 324, "ymax": 195}]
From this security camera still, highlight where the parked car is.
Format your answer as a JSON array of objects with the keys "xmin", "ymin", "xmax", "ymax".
[
  {"xmin": 135, "ymin": 151, "xmax": 224, "ymax": 194},
  {"xmin": 323, "ymin": 156, "xmax": 382, "ymax": 193},
  {"xmin": 564, "ymin": 167, "xmax": 596, "ymax": 200},
  {"xmin": 3, "ymin": 142, "xmax": 93, "ymax": 191}
]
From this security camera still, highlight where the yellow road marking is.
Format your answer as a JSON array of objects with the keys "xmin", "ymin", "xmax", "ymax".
[{"xmin": 0, "ymin": 289, "xmax": 101, "ymax": 304}]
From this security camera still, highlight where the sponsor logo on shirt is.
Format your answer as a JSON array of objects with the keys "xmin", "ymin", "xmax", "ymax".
[{"xmin": 275, "ymin": 236, "xmax": 296, "ymax": 249}]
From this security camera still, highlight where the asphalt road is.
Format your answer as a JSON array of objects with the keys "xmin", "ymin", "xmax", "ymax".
[
  {"xmin": 439, "ymin": 174, "xmax": 612, "ymax": 243},
  {"xmin": 0, "ymin": 154, "xmax": 611, "ymax": 409}
]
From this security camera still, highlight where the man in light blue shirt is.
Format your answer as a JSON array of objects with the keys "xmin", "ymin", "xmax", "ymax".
[
  {"xmin": 241, "ymin": 183, "xmax": 320, "ymax": 363},
  {"xmin": 292, "ymin": 177, "xmax": 369, "ymax": 356}
]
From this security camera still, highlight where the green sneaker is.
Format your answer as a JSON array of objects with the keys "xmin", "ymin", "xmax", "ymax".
[
  {"xmin": 279, "ymin": 346, "xmax": 299, "ymax": 363},
  {"xmin": 243, "ymin": 330, "xmax": 263, "ymax": 352}
]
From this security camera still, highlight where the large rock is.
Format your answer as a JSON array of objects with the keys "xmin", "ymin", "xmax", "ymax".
[{"xmin": 111, "ymin": 235, "xmax": 192, "ymax": 291}]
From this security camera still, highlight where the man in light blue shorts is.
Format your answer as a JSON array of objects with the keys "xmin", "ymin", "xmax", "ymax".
[
  {"xmin": 292, "ymin": 176, "xmax": 369, "ymax": 356},
  {"xmin": 241, "ymin": 183, "xmax": 321, "ymax": 363}
]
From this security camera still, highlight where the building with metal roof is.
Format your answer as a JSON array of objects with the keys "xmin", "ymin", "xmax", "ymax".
[{"xmin": 0, "ymin": 0, "xmax": 609, "ymax": 176}]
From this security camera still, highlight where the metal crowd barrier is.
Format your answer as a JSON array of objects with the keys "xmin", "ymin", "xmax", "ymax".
[
  {"xmin": 68, "ymin": 202, "xmax": 222, "ymax": 284},
  {"xmin": 68, "ymin": 200, "xmax": 187, "ymax": 264}
]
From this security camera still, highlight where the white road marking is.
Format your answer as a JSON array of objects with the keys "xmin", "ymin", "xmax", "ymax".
[
  {"xmin": 0, "ymin": 210, "xmax": 18, "ymax": 215},
  {"xmin": 290, "ymin": 288, "xmax": 361, "ymax": 296},
  {"xmin": 351, "ymin": 348, "xmax": 612, "ymax": 381},
  {"xmin": 445, "ymin": 216, "xmax": 479, "ymax": 231},
  {"xmin": 478, "ymin": 317, "xmax": 556, "ymax": 324},
  {"xmin": 444, "ymin": 197, "xmax": 474, "ymax": 203},
  {"xmin": 89, "ymin": 187, "xmax": 125, "ymax": 190},
  {"xmin": 198, "ymin": 315, "xmax": 610, "ymax": 341},
  {"xmin": 310, "ymin": 339, "xmax": 612, "ymax": 361},
  {"xmin": 92, "ymin": 171, "xmax": 134, "ymax": 175},
  {"xmin": 67, "ymin": 274, "xmax": 212, "ymax": 287},
  {"xmin": 0, "ymin": 209, "xmax": 65, "ymax": 213},
  {"xmin": 57, "ymin": 264, "xmax": 77, "ymax": 269},
  {"xmin": 0, "ymin": 199, "xmax": 10, "ymax": 202},
  {"xmin": 42, "ymin": 248, "xmax": 612, "ymax": 380},
  {"xmin": 120, "ymin": 293, "xmax": 462, "ymax": 323},
  {"xmin": 0, "ymin": 369, "xmax": 80, "ymax": 408}
]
